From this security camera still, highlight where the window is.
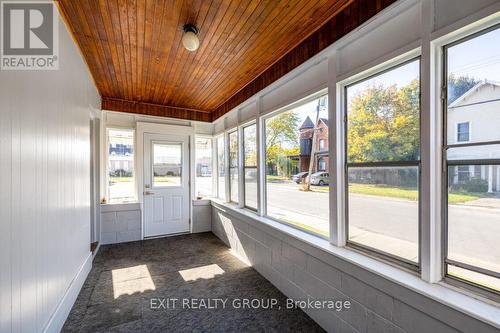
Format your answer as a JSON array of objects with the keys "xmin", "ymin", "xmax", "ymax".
[
  {"xmin": 264, "ymin": 94, "xmax": 329, "ymax": 237},
  {"xmin": 229, "ymin": 130, "xmax": 238, "ymax": 203},
  {"xmin": 243, "ymin": 124, "xmax": 257, "ymax": 210},
  {"xmin": 444, "ymin": 26, "xmax": 500, "ymax": 294},
  {"xmin": 152, "ymin": 143, "xmax": 182, "ymax": 187},
  {"xmin": 216, "ymin": 136, "xmax": 225, "ymax": 199},
  {"xmin": 318, "ymin": 157, "xmax": 326, "ymax": 171},
  {"xmin": 195, "ymin": 137, "xmax": 213, "ymax": 198},
  {"xmin": 319, "ymin": 139, "xmax": 325, "ymax": 150},
  {"xmin": 107, "ymin": 129, "xmax": 135, "ymax": 203},
  {"xmin": 456, "ymin": 122, "xmax": 470, "ymax": 142},
  {"xmin": 345, "ymin": 59, "xmax": 420, "ymax": 267}
]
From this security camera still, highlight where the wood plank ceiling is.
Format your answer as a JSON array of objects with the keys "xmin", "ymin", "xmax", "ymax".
[{"xmin": 56, "ymin": 0, "xmax": 395, "ymax": 122}]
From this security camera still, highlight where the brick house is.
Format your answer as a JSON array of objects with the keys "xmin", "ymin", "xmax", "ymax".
[{"xmin": 298, "ymin": 116, "xmax": 330, "ymax": 173}]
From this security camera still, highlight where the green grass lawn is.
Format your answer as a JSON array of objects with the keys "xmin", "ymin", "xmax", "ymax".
[
  {"xmin": 311, "ymin": 183, "xmax": 483, "ymax": 204},
  {"xmin": 266, "ymin": 175, "xmax": 290, "ymax": 181},
  {"xmin": 109, "ymin": 176, "xmax": 133, "ymax": 183}
]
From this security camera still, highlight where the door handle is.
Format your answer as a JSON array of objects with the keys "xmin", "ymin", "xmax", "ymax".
[{"xmin": 144, "ymin": 191, "xmax": 154, "ymax": 195}]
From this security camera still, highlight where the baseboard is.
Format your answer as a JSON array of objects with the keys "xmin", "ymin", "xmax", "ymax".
[{"xmin": 42, "ymin": 252, "xmax": 92, "ymax": 333}]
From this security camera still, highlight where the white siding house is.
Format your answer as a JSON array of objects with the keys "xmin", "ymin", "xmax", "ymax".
[{"xmin": 447, "ymin": 81, "xmax": 500, "ymax": 192}]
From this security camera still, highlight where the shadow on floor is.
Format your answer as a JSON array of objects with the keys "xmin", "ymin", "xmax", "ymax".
[{"xmin": 62, "ymin": 232, "xmax": 324, "ymax": 332}]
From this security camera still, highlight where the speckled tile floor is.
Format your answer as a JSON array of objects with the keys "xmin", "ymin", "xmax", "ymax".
[{"xmin": 62, "ymin": 232, "xmax": 324, "ymax": 333}]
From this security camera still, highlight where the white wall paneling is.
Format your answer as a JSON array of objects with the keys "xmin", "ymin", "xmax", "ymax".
[{"xmin": 0, "ymin": 13, "xmax": 101, "ymax": 333}]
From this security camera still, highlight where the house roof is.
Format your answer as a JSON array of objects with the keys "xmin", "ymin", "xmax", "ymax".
[
  {"xmin": 299, "ymin": 116, "xmax": 315, "ymax": 129},
  {"xmin": 449, "ymin": 80, "xmax": 500, "ymax": 108},
  {"xmin": 319, "ymin": 118, "xmax": 329, "ymax": 127}
]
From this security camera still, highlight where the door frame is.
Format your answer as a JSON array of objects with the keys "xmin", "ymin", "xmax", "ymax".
[{"xmin": 136, "ymin": 122, "xmax": 195, "ymax": 239}]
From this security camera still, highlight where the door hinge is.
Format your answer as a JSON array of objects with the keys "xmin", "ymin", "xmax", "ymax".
[{"xmin": 440, "ymin": 86, "xmax": 447, "ymax": 101}]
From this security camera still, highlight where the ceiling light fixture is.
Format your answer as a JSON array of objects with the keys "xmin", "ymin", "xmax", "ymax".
[{"xmin": 182, "ymin": 24, "xmax": 199, "ymax": 52}]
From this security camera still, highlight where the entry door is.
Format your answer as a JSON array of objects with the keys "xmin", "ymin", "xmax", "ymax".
[{"xmin": 143, "ymin": 133, "xmax": 190, "ymax": 237}]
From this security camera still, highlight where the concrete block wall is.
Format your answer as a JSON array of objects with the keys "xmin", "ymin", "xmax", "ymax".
[
  {"xmin": 101, "ymin": 203, "xmax": 141, "ymax": 245},
  {"xmin": 211, "ymin": 204, "xmax": 498, "ymax": 333}
]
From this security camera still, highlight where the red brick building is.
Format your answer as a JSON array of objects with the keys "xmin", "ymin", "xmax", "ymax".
[{"xmin": 298, "ymin": 116, "xmax": 329, "ymax": 173}]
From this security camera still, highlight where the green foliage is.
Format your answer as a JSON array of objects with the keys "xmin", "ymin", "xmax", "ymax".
[
  {"xmin": 347, "ymin": 79, "xmax": 420, "ymax": 162},
  {"xmin": 447, "ymin": 74, "xmax": 480, "ymax": 105},
  {"xmin": 265, "ymin": 111, "xmax": 300, "ymax": 176}
]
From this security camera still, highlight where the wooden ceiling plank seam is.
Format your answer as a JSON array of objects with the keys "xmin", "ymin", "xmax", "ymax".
[
  {"xmin": 183, "ymin": 0, "xmax": 267, "ymax": 107},
  {"xmin": 55, "ymin": 1, "xmax": 111, "ymax": 97},
  {"xmin": 140, "ymin": 0, "xmax": 155, "ymax": 102},
  {"xmin": 162, "ymin": 0, "xmax": 241, "ymax": 105},
  {"xmin": 158, "ymin": 0, "xmax": 225, "ymax": 106},
  {"xmin": 127, "ymin": 0, "xmax": 138, "ymax": 100},
  {"xmin": 213, "ymin": 0, "xmax": 394, "ymax": 119},
  {"xmin": 195, "ymin": 0, "xmax": 313, "ymax": 107},
  {"xmin": 104, "ymin": 0, "xmax": 128, "ymax": 99},
  {"xmin": 208, "ymin": 0, "xmax": 349, "ymax": 111},
  {"xmin": 98, "ymin": 0, "xmax": 127, "ymax": 100},
  {"xmin": 194, "ymin": 0, "xmax": 313, "ymax": 108},
  {"xmin": 135, "ymin": 0, "xmax": 145, "ymax": 101},
  {"xmin": 154, "ymin": 0, "xmax": 212, "ymax": 104},
  {"xmin": 87, "ymin": 0, "xmax": 121, "ymax": 97},
  {"xmin": 141, "ymin": 0, "xmax": 162, "ymax": 102},
  {"xmin": 62, "ymin": 0, "xmax": 114, "ymax": 98},
  {"xmin": 183, "ymin": 0, "xmax": 269, "ymax": 107},
  {"xmin": 144, "ymin": 0, "xmax": 169, "ymax": 102},
  {"xmin": 173, "ymin": 0, "xmax": 274, "ymax": 105},
  {"xmin": 149, "ymin": 0, "xmax": 192, "ymax": 103},
  {"xmin": 115, "ymin": 0, "xmax": 132, "ymax": 100}
]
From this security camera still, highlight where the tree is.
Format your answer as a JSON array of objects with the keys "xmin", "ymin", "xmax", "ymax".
[
  {"xmin": 447, "ymin": 74, "xmax": 480, "ymax": 105},
  {"xmin": 265, "ymin": 111, "xmax": 300, "ymax": 174},
  {"xmin": 347, "ymin": 79, "xmax": 420, "ymax": 162}
]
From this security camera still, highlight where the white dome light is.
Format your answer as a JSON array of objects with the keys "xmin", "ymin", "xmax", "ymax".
[{"xmin": 182, "ymin": 24, "xmax": 199, "ymax": 52}]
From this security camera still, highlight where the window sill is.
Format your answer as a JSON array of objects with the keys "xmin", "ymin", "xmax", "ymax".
[
  {"xmin": 100, "ymin": 202, "xmax": 141, "ymax": 212},
  {"xmin": 210, "ymin": 198, "xmax": 500, "ymax": 329}
]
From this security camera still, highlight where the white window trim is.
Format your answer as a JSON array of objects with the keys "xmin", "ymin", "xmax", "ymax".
[
  {"xmin": 194, "ymin": 135, "xmax": 215, "ymax": 199},
  {"xmin": 105, "ymin": 127, "xmax": 137, "ymax": 204},
  {"xmin": 240, "ymin": 120, "xmax": 258, "ymax": 210},
  {"xmin": 456, "ymin": 121, "xmax": 471, "ymax": 143}
]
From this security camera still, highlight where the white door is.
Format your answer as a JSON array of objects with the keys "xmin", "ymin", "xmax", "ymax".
[{"xmin": 143, "ymin": 133, "xmax": 190, "ymax": 237}]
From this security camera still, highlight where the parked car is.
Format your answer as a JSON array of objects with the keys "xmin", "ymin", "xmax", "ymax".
[
  {"xmin": 292, "ymin": 172, "xmax": 309, "ymax": 183},
  {"xmin": 310, "ymin": 172, "xmax": 329, "ymax": 186}
]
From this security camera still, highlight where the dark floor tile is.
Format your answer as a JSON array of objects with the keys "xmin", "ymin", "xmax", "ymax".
[{"xmin": 64, "ymin": 233, "xmax": 324, "ymax": 333}]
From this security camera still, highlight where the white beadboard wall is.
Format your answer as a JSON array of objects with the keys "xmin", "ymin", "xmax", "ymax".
[{"xmin": 0, "ymin": 14, "xmax": 100, "ymax": 333}]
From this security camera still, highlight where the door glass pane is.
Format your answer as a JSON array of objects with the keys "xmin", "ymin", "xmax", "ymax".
[{"xmin": 153, "ymin": 143, "xmax": 182, "ymax": 187}]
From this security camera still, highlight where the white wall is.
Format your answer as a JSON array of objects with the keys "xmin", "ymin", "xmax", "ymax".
[{"xmin": 0, "ymin": 13, "xmax": 100, "ymax": 333}]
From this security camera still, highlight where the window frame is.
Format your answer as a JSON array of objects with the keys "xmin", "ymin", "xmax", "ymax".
[
  {"xmin": 194, "ymin": 135, "xmax": 215, "ymax": 199},
  {"xmin": 242, "ymin": 122, "xmax": 258, "ymax": 211},
  {"xmin": 215, "ymin": 134, "xmax": 226, "ymax": 200},
  {"xmin": 228, "ymin": 128, "xmax": 239, "ymax": 204},
  {"xmin": 442, "ymin": 25, "xmax": 500, "ymax": 301},
  {"xmin": 105, "ymin": 127, "xmax": 137, "ymax": 203},
  {"xmin": 261, "ymin": 90, "xmax": 330, "ymax": 239},
  {"xmin": 343, "ymin": 57, "xmax": 422, "ymax": 272},
  {"xmin": 456, "ymin": 121, "xmax": 471, "ymax": 143}
]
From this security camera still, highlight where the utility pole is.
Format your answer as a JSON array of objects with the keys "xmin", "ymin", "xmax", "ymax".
[{"xmin": 304, "ymin": 99, "xmax": 321, "ymax": 191}]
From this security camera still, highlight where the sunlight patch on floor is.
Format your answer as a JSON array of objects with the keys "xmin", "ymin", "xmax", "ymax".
[
  {"xmin": 178, "ymin": 264, "xmax": 225, "ymax": 282},
  {"xmin": 111, "ymin": 265, "xmax": 156, "ymax": 299}
]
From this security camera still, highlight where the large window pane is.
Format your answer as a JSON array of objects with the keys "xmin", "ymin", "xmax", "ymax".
[
  {"xmin": 217, "ymin": 136, "xmax": 225, "ymax": 199},
  {"xmin": 445, "ymin": 26, "xmax": 500, "ymax": 293},
  {"xmin": 107, "ymin": 129, "xmax": 135, "ymax": 202},
  {"xmin": 229, "ymin": 131, "xmax": 238, "ymax": 203},
  {"xmin": 346, "ymin": 59, "xmax": 420, "ymax": 264},
  {"xmin": 348, "ymin": 166, "xmax": 419, "ymax": 262},
  {"xmin": 264, "ymin": 95, "xmax": 329, "ymax": 237},
  {"xmin": 243, "ymin": 124, "xmax": 257, "ymax": 209},
  {"xmin": 195, "ymin": 137, "xmax": 212, "ymax": 198},
  {"xmin": 347, "ymin": 61, "xmax": 420, "ymax": 163}
]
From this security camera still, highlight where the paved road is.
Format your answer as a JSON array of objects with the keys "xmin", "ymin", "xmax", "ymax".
[{"xmin": 265, "ymin": 181, "xmax": 500, "ymax": 267}]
